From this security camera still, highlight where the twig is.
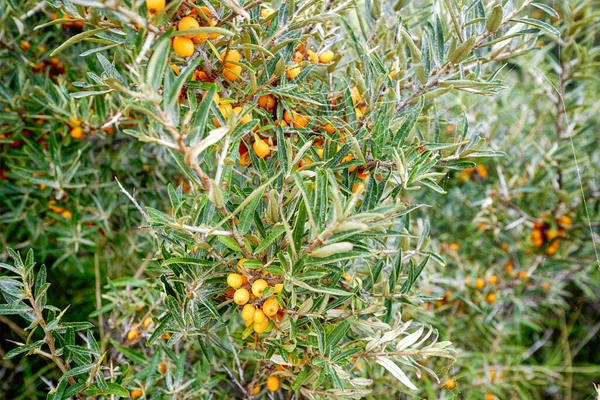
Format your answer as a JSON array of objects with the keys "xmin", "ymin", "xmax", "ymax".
[{"xmin": 115, "ymin": 177, "xmax": 150, "ymax": 222}]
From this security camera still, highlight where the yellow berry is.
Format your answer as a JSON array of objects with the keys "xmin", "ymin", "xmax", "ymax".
[
  {"xmin": 61, "ymin": 210, "xmax": 72, "ymax": 219},
  {"xmin": 262, "ymin": 298, "xmax": 279, "ymax": 317},
  {"xmin": 307, "ymin": 50, "xmax": 318, "ymax": 63},
  {"xmin": 233, "ymin": 288, "xmax": 250, "ymax": 305},
  {"xmin": 241, "ymin": 304, "xmax": 256, "ymax": 321},
  {"xmin": 267, "ymin": 375, "xmax": 279, "ymax": 392},
  {"xmin": 146, "ymin": 0, "xmax": 165, "ymax": 14},
  {"xmin": 173, "ymin": 37, "xmax": 195, "ymax": 57},
  {"xmin": 287, "ymin": 65, "xmax": 302, "ymax": 80},
  {"xmin": 253, "ymin": 319, "xmax": 268, "ymax": 334},
  {"xmin": 127, "ymin": 329, "xmax": 139, "ymax": 341},
  {"xmin": 444, "ymin": 379, "xmax": 455, "ymax": 389},
  {"xmin": 251, "ymin": 384, "xmax": 261, "ymax": 395},
  {"xmin": 319, "ymin": 50, "xmax": 334, "ymax": 63},
  {"xmin": 143, "ymin": 317, "xmax": 153, "ymax": 329},
  {"xmin": 227, "ymin": 273, "xmax": 244, "ymax": 289},
  {"xmin": 253, "ymin": 309, "xmax": 266, "ymax": 325},
  {"xmin": 273, "ymin": 283, "xmax": 283, "ymax": 293},
  {"xmin": 251, "ymin": 279, "xmax": 269, "ymax": 297}
]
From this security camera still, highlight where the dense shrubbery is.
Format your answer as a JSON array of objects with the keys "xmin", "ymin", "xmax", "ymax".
[{"xmin": 1, "ymin": 0, "xmax": 598, "ymax": 399}]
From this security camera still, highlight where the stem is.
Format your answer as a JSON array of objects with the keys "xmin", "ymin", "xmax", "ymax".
[{"xmin": 22, "ymin": 274, "xmax": 85, "ymax": 398}]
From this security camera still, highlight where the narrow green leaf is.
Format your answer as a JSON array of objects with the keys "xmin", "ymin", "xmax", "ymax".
[{"xmin": 50, "ymin": 28, "xmax": 108, "ymax": 57}]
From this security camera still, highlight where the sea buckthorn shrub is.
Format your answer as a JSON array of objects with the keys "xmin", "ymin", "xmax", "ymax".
[{"xmin": 1, "ymin": 0, "xmax": 598, "ymax": 399}]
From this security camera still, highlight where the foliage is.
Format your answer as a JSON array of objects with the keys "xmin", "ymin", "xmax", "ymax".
[{"xmin": 0, "ymin": 0, "xmax": 598, "ymax": 399}]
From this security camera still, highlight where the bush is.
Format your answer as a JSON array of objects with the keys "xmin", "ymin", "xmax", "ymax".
[{"xmin": 1, "ymin": 0, "xmax": 598, "ymax": 399}]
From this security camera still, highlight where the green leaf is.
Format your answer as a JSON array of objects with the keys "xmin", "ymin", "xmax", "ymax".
[
  {"xmin": 166, "ymin": 296, "xmax": 185, "ymax": 327},
  {"xmin": 325, "ymin": 318, "xmax": 353, "ymax": 353},
  {"xmin": 146, "ymin": 32, "xmax": 171, "ymax": 90},
  {"xmin": 110, "ymin": 339, "xmax": 148, "ymax": 366},
  {"xmin": 218, "ymin": 236, "xmax": 243, "ymax": 252},
  {"xmin": 165, "ymin": 58, "xmax": 201, "ymax": 112},
  {"xmin": 85, "ymin": 383, "xmax": 129, "ymax": 397},
  {"xmin": 449, "ymin": 36, "xmax": 476, "ymax": 64},
  {"xmin": 531, "ymin": 3, "xmax": 559, "ymax": 19},
  {"xmin": 62, "ymin": 363, "xmax": 95, "ymax": 378},
  {"xmin": 255, "ymin": 225, "xmax": 286, "ymax": 253},
  {"xmin": 393, "ymin": 97, "xmax": 423, "ymax": 146},
  {"xmin": 511, "ymin": 18, "xmax": 560, "ymax": 36},
  {"xmin": 50, "ymin": 28, "xmax": 108, "ymax": 57},
  {"xmin": 4, "ymin": 340, "xmax": 45, "ymax": 359},
  {"xmin": 238, "ymin": 187, "xmax": 265, "ymax": 234},
  {"xmin": 292, "ymin": 279, "xmax": 354, "ymax": 297},
  {"xmin": 0, "ymin": 262, "xmax": 20, "ymax": 275},
  {"xmin": 0, "ymin": 303, "xmax": 32, "ymax": 315}
]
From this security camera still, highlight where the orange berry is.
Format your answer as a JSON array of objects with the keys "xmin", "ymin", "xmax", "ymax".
[
  {"xmin": 475, "ymin": 278, "xmax": 485, "ymax": 289},
  {"xmin": 322, "ymin": 123, "xmax": 336, "ymax": 133},
  {"xmin": 170, "ymin": 64, "xmax": 180, "ymax": 75},
  {"xmin": 444, "ymin": 379, "xmax": 455, "ymax": 389},
  {"xmin": 221, "ymin": 49, "xmax": 242, "ymax": 64},
  {"xmin": 253, "ymin": 137, "xmax": 270, "ymax": 158},
  {"xmin": 258, "ymin": 94, "xmax": 275, "ymax": 112},
  {"xmin": 283, "ymin": 110, "xmax": 310, "ymax": 128},
  {"xmin": 70, "ymin": 127, "xmax": 83, "ymax": 139},
  {"xmin": 266, "ymin": 375, "xmax": 279, "ymax": 392},
  {"xmin": 557, "ymin": 215, "xmax": 572, "ymax": 228},
  {"xmin": 486, "ymin": 293, "xmax": 496, "ymax": 304},
  {"xmin": 292, "ymin": 51, "xmax": 303, "ymax": 63},
  {"xmin": 158, "ymin": 362, "xmax": 167, "ymax": 374},
  {"xmin": 240, "ymin": 152, "xmax": 251, "ymax": 166},
  {"xmin": 250, "ymin": 384, "xmax": 261, "ymax": 395},
  {"xmin": 223, "ymin": 64, "xmax": 242, "ymax": 81},
  {"xmin": 262, "ymin": 298, "xmax": 279, "ymax": 316},
  {"xmin": 173, "ymin": 36, "xmax": 195, "ymax": 57},
  {"xmin": 488, "ymin": 275, "xmax": 498, "ymax": 285},
  {"xmin": 61, "ymin": 210, "xmax": 72, "ymax": 219},
  {"xmin": 178, "ymin": 16, "xmax": 200, "ymax": 35},
  {"xmin": 131, "ymin": 389, "xmax": 143, "ymax": 399},
  {"xmin": 518, "ymin": 270, "xmax": 527, "ymax": 280},
  {"xmin": 341, "ymin": 155, "xmax": 356, "ymax": 172},
  {"xmin": 68, "ymin": 117, "xmax": 81, "ymax": 126},
  {"xmin": 319, "ymin": 50, "xmax": 334, "ymax": 63}
]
